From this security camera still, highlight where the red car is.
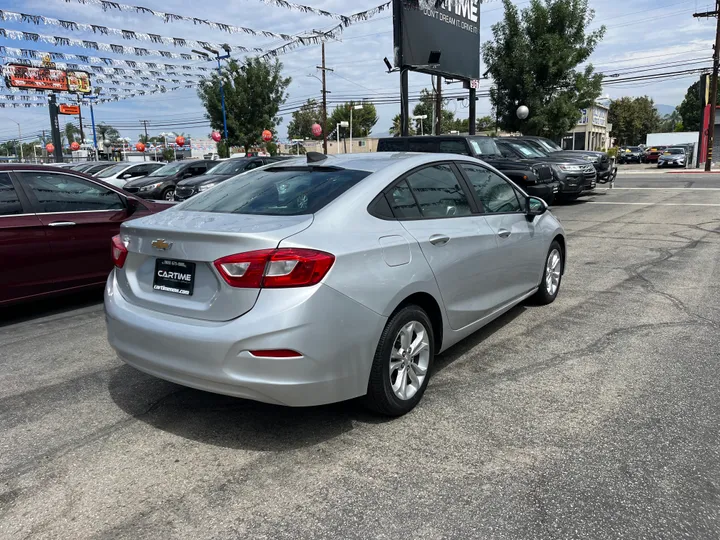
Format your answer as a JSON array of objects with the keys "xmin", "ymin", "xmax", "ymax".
[{"xmin": 0, "ymin": 164, "xmax": 168, "ymax": 306}]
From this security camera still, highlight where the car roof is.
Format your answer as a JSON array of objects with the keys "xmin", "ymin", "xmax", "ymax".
[{"xmin": 270, "ymin": 152, "xmax": 483, "ymax": 173}]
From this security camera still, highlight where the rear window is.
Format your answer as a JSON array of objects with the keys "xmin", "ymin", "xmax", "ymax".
[
  {"xmin": 179, "ymin": 167, "xmax": 371, "ymax": 216},
  {"xmin": 377, "ymin": 139, "xmax": 408, "ymax": 152}
]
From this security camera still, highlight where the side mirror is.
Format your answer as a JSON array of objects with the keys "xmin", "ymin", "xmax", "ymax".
[
  {"xmin": 121, "ymin": 173, "xmax": 132, "ymax": 179},
  {"xmin": 126, "ymin": 196, "xmax": 140, "ymax": 215},
  {"xmin": 527, "ymin": 196, "xmax": 548, "ymax": 219}
]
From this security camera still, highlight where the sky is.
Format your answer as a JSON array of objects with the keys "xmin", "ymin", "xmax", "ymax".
[{"xmin": 0, "ymin": 0, "xmax": 716, "ymax": 145}]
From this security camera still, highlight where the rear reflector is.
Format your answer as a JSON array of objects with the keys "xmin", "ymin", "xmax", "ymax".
[
  {"xmin": 214, "ymin": 248, "xmax": 335, "ymax": 289},
  {"xmin": 111, "ymin": 235, "xmax": 128, "ymax": 268},
  {"xmin": 249, "ymin": 349, "xmax": 303, "ymax": 358}
]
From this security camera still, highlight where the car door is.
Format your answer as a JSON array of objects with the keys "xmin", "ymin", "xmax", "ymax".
[
  {"xmin": 0, "ymin": 172, "xmax": 55, "ymax": 304},
  {"xmin": 17, "ymin": 170, "xmax": 129, "ymax": 288},
  {"xmin": 389, "ymin": 162, "xmax": 500, "ymax": 330},
  {"xmin": 184, "ymin": 163, "xmax": 209, "ymax": 179},
  {"xmin": 458, "ymin": 162, "xmax": 542, "ymax": 302}
]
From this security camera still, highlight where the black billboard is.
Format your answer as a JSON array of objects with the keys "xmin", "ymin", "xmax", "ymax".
[{"xmin": 393, "ymin": 0, "xmax": 481, "ymax": 80}]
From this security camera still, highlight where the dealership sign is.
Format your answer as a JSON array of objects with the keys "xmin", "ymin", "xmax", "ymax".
[
  {"xmin": 394, "ymin": 0, "xmax": 480, "ymax": 80},
  {"xmin": 3, "ymin": 63, "xmax": 92, "ymax": 94}
]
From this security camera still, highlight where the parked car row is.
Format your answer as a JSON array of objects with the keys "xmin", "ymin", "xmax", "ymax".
[
  {"xmin": 377, "ymin": 134, "xmax": 609, "ymax": 204},
  {"xmin": 617, "ymin": 145, "xmax": 692, "ymax": 167}
]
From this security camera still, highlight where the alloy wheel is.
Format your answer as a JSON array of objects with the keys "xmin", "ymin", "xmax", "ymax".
[
  {"xmin": 545, "ymin": 248, "xmax": 561, "ymax": 296},
  {"xmin": 389, "ymin": 321, "xmax": 430, "ymax": 401},
  {"xmin": 164, "ymin": 189, "xmax": 175, "ymax": 201}
]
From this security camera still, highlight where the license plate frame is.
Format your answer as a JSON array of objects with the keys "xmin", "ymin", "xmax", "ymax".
[{"xmin": 153, "ymin": 258, "xmax": 196, "ymax": 296}]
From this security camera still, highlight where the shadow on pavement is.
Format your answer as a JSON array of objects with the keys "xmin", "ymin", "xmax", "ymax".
[
  {"xmin": 0, "ymin": 288, "xmax": 104, "ymax": 328},
  {"xmin": 108, "ymin": 303, "xmax": 530, "ymax": 449}
]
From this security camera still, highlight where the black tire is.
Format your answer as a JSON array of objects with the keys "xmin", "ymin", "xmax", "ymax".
[
  {"xmin": 365, "ymin": 306, "xmax": 435, "ymax": 416},
  {"xmin": 532, "ymin": 241, "xmax": 564, "ymax": 305},
  {"xmin": 161, "ymin": 187, "xmax": 175, "ymax": 201}
]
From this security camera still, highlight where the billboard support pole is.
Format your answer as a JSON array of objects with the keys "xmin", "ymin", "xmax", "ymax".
[
  {"xmin": 401, "ymin": 69, "xmax": 409, "ymax": 136},
  {"xmin": 469, "ymin": 86, "xmax": 477, "ymax": 135},
  {"xmin": 48, "ymin": 94, "xmax": 63, "ymax": 163},
  {"xmin": 435, "ymin": 75, "xmax": 442, "ymax": 135}
]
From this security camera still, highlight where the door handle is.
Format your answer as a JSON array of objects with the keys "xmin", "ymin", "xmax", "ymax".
[
  {"xmin": 497, "ymin": 229, "xmax": 511, "ymax": 238},
  {"xmin": 48, "ymin": 221, "xmax": 76, "ymax": 227},
  {"xmin": 429, "ymin": 234, "xmax": 450, "ymax": 246}
]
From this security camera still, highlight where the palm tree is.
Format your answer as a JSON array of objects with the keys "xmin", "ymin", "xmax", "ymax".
[
  {"xmin": 63, "ymin": 122, "xmax": 78, "ymax": 146},
  {"xmin": 96, "ymin": 123, "xmax": 120, "ymax": 144},
  {"xmin": 389, "ymin": 114, "xmax": 415, "ymax": 137}
]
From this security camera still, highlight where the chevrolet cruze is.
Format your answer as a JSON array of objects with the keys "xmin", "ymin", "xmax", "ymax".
[{"xmin": 105, "ymin": 152, "xmax": 566, "ymax": 416}]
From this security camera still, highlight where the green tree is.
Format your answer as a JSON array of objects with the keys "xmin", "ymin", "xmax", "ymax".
[
  {"xmin": 483, "ymin": 0, "xmax": 605, "ymax": 139},
  {"xmin": 96, "ymin": 123, "xmax": 120, "ymax": 143},
  {"xmin": 389, "ymin": 114, "xmax": 415, "ymax": 136},
  {"xmin": 676, "ymin": 80, "xmax": 717, "ymax": 132},
  {"xmin": 63, "ymin": 122, "xmax": 79, "ymax": 146},
  {"xmin": 659, "ymin": 109, "xmax": 682, "ymax": 132},
  {"xmin": 198, "ymin": 57, "xmax": 291, "ymax": 152},
  {"xmin": 328, "ymin": 102, "xmax": 379, "ymax": 138},
  {"xmin": 477, "ymin": 116, "xmax": 496, "ymax": 132},
  {"xmin": 287, "ymin": 99, "xmax": 323, "ymax": 140},
  {"xmin": 608, "ymin": 96, "xmax": 661, "ymax": 145},
  {"xmin": 412, "ymin": 89, "xmax": 455, "ymax": 134},
  {"xmin": 161, "ymin": 148, "xmax": 175, "ymax": 162}
]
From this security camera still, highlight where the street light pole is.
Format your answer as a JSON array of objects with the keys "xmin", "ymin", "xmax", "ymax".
[
  {"xmin": 3, "ymin": 118, "xmax": 23, "ymax": 162},
  {"xmin": 193, "ymin": 47, "xmax": 231, "ymax": 142},
  {"xmin": 336, "ymin": 121, "xmax": 349, "ymax": 154},
  {"xmin": 349, "ymin": 104, "xmax": 363, "ymax": 153}
]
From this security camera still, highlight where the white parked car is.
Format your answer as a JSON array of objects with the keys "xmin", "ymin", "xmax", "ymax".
[{"xmin": 94, "ymin": 162, "xmax": 165, "ymax": 188}]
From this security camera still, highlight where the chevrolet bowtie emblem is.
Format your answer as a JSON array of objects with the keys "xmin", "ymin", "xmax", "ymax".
[{"xmin": 151, "ymin": 239, "xmax": 172, "ymax": 250}]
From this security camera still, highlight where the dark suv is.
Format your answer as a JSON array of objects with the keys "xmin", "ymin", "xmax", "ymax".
[
  {"xmin": 123, "ymin": 159, "xmax": 219, "ymax": 200},
  {"xmin": 495, "ymin": 138, "xmax": 596, "ymax": 201},
  {"xmin": 376, "ymin": 136, "xmax": 558, "ymax": 203},
  {"xmin": 513, "ymin": 136, "xmax": 616, "ymax": 182}
]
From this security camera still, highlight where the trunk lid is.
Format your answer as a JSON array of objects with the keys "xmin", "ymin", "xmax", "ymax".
[{"xmin": 116, "ymin": 210, "xmax": 313, "ymax": 321}]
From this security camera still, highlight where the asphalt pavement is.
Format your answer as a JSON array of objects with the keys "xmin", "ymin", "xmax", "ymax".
[{"xmin": 2, "ymin": 173, "xmax": 720, "ymax": 539}]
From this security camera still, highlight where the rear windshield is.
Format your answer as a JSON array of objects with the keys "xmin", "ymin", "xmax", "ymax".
[
  {"xmin": 179, "ymin": 167, "xmax": 371, "ymax": 216},
  {"xmin": 96, "ymin": 163, "xmax": 129, "ymax": 178}
]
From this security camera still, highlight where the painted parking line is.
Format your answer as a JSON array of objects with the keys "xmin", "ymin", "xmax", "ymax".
[
  {"xmin": 596, "ymin": 187, "xmax": 720, "ymax": 191},
  {"xmin": 586, "ymin": 201, "xmax": 720, "ymax": 207}
]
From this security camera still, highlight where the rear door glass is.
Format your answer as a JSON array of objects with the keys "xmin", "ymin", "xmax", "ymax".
[
  {"xmin": 180, "ymin": 167, "xmax": 371, "ymax": 215},
  {"xmin": 405, "ymin": 164, "xmax": 471, "ymax": 218},
  {"xmin": 387, "ymin": 180, "xmax": 421, "ymax": 219},
  {"xmin": 438, "ymin": 140, "xmax": 470, "ymax": 155},
  {"xmin": 408, "ymin": 139, "xmax": 438, "ymax": 153}
]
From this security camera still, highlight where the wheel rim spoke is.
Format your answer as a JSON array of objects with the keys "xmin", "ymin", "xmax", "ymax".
[
  {"xmin": 410, "ymin": 362, "xmax": 427, "ymax": 377},
  {"xmin": 388, "ymin": 319, "xmax": 430, "ymax": 401}
]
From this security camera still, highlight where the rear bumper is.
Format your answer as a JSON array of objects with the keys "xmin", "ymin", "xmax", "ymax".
[{"xmin": 105, "ymin": 271, "xmax": 386, "ymax": 406}]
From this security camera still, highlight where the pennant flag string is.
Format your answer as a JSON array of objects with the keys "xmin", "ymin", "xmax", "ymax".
[
  {"xmin": 58, "ymin": 0, "xmax": 391, "ymax": 30},
  {"xmin": 0, "ymin": 47, "xmax": 212, "ymax": 77}
]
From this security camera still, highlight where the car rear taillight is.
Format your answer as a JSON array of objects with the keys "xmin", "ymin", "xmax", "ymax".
[
  {"xmin": 111, "ymin": 235, "xmax": 128, "ymax": 268},
  {"xmin": 214, "ymin": 249, "xmax": 335, "ymax": 289}
]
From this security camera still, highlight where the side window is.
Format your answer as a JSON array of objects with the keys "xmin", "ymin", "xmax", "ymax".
[
  {"xmin": 388, "ymin": 180, "xmax": 421, "ymax": 219},
  {"xmin": 18, "ymin": 172, "xmax": 124, "ymax": 213},
  {"xmin": 378, "ymin": 139, "xmax": 407, "ymax": 152},
  {"xmin": 405, "ymin": 164, "xmax": 471, "ymax": 218},
  {"xmin": 497, "ymin": 145, "xmax": 514, "ymax": 158},
  {"xmin": 245, "ymin": 161, "xmax": 262, "ymax": 171},
  {"xmin": 408, "ymin": 139, "xmax": 438, "ymax": 153},
  {"xmin": 0, "ymin": 173, "xmax": 23, "ymax": 215},
  {"xmin": 127, "ymin": 165, "xmax": 147, "ymax": 176},
  {"xmin": 439, "ymin": 140, "xmax": 470, "ymax": 156},
  {"xmin": 188, "ymin": 165, "xmax": 206, "ymax": 176},
  {"xmin": 460, "ymin": 164, "xmax": 522, "ymax": 213}
]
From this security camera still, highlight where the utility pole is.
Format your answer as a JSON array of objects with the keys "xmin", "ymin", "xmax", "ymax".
[
  {"xmin": 316, "ymin": 41, "xmax": 333, "ymax": 154},
  {"xmin": 140, "ymin": 120, "xmax": 150, "ymax": 161},
  {"xmin": 435, "ymin": 75, "xmax": 443, "ymax": 135},
  {"xmin": 694, "ymin": 2, "xmax": 720, "ymax": 171}
]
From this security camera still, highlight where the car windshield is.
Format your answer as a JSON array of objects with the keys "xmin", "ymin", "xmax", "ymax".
[
  {"xmin": 667, "ymin": 148, "xmax": 684, "ymax": 154},
  {"xmin": 505, "ymin": 141, "xmax": 547, "ymax": 158},
  {"xmin": 96, "ymin": 163, "xmax": 130, "ymax": 178},
  {"xmin": 148, "ymin": 162, "xmax": 186, "ymax": 176},
  {"xmin": 468, "ymin": 137, "xmax": 498, "ymax": 155},
  {"xmin": 179, "ymin": 167, "xmax": 371, "ymax": 216},
  {"xmin": 534, "ymin": 138, "xmax": 562, "ymax": 152},
  {"xmin": 204, "ymin": 159, "xmax": 250, "ymax": 175}
]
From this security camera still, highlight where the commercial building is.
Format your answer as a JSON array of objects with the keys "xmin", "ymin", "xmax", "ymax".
[{"xmin": 560, "ymin": 103, "xmax": 612, "ymax": 151}]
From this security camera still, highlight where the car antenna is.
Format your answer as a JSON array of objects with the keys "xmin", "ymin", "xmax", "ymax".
[{"xmin": 306, "ymin": 152, "xmax": 327, "ymax": 164}]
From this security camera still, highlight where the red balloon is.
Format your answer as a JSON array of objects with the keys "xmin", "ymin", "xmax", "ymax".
[
  {"xmin": 135, "ymin": 142, "xmax": 146, "ymax": 152},
  {"xmin": 311, "ymin": 123, "xmax": 322, "ymax": 137},
  {"xmin": 175, "ymin": 136, "xmax": 185, "ymax": 147},
  {"xmin": 262, "ymin": 129, "xmax": 272, "ymax": 142},
  {"xmin": 45, "ymin": 143, "xmax": 55, "ymax": 153},
  {"xmin": 70, "ymin": 141, "xmax": 80, "ymax": 151},
  {"xmin": 211, "ymin": 131, "xmax": 222, "ymax": 142}
]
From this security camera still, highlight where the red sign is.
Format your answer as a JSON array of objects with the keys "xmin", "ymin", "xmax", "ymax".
[
  {"xmin": 59, "ymin": 104, "xmax": 80, "ymax": 115},
  {"xmin": 262, "ymin": 130, "xmax": 272, "ymax": 142},
  {"xmin": 311, "ymin": 123, "xmax": 322, "ymax": 137},
  {"xmin": 4, "ymin": 64, "xmax": 92, "ymax": 94}
]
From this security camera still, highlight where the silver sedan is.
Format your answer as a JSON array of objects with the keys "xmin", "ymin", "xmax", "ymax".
[{"xmin": 105, "ymin": 152, "xmax": 566, "ymax": 416}]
